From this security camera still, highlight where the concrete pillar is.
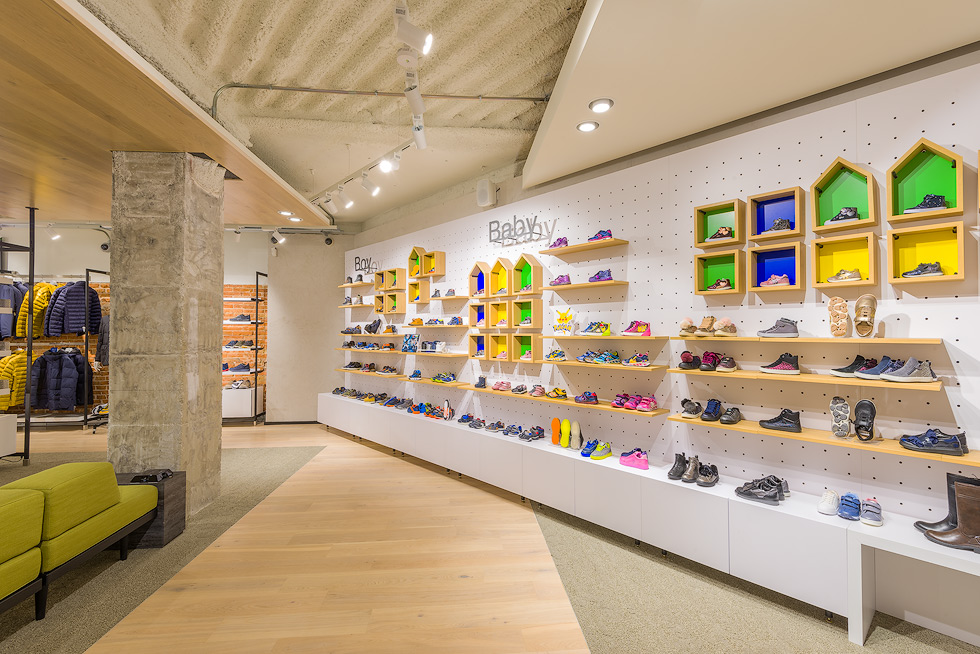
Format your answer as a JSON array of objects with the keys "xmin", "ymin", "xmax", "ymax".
[{"xmin": 108, "ymin": 152, "xmax": 224, "ymax": 514}]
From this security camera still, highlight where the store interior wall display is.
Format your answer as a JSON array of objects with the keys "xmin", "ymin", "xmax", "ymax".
[{"xmin": 6, "ymin": 1, "xmax": 980, "ymax": 652}]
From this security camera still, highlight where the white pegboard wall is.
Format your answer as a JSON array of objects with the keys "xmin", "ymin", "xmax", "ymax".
[{"xmin": 338, "ymin": 57, "xmax": 980, "ymax": 520}]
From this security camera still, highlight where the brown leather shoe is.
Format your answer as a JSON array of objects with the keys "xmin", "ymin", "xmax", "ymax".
[
  {"xmin": 924, "ymin": 482, "xmax": 980, "ymax": 552},
  {"xmin": 915, "ymin": 473, "xmax": 980, "ymax": 533}
]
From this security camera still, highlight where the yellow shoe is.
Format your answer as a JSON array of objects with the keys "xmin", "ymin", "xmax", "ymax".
[
  {"xmin": 560, "ymin": 419, "xmax": 571, "ymax": 448},
  {"xmin": 410, "ymin": 318, "xmax": 423, "ymax": 326}
]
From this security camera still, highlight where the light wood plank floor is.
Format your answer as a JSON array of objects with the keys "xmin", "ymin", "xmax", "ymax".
[{"xmin": 87, "ymin": 430, "xmax": 589, "ymax": 653}]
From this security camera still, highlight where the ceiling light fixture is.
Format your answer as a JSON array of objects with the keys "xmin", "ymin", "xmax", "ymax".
[
  {"xmin": 288, "ymin": 216, "xmax": 302, "ymax": 222},
  {"xmin": 412, "ymin": 114, "xmax": 427, "ymax": 150},
  {"xmin": 391, "ymin": 151, "xmax": 402, "ymax": 170},
  {"xmin": 337, "ymin": 186, "xmax": 354, "ymax": 209},
  {"xmin": 46, "ymin": 225, "xmax": 61, "ymax": 240},
  {"xmin": 394, "ymin": 2, "xmax": 433, "ymax": 55},
  {"xmin": 576, "ymin": 121, "xmax": 599, "ymax": 133},
  {"xmin": 404, "ymin": 69, "xmax": 426, "ymax": 115},
  {"xmin": 378, "ymin": 159, "xmax": 394, "ymax": 173},
  {"xmin": 273, "ymin": 229, "xmax": 286, "ymax": 244},
  {"xmin": 361, "ymin": 172, "xmax": 381, "ymax": 197},
  {"xmin": 322, "ymin": 195, "xmax": 339, "ymax": 214},
  {"xmin": 278, "ymin": 210, "xmax": 294, "ymax": 216},
  {"xmin": 589, "ymin": 98, "xmax": 614, "ymax": 113}
]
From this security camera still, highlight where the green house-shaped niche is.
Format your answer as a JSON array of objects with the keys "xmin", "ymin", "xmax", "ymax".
[
  {"xmin": 810, "ymin": 157, "xmax": 879, "ymax": 234},
  {"xmin": 514, "ymin": 253, "xmax": 543, "ymax": 295},
  {"xmin": 887, "ymin": 138, "xmax": 963, "ymax": 223}
]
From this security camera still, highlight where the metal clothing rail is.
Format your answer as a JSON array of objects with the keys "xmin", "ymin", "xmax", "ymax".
[
  {"xmin": 84, "ymin": 268, "xmax": 108, "ymax": 429},
  {"xmin": 4, "ymin": 209, "xmax": 36, "ymax": 465}
]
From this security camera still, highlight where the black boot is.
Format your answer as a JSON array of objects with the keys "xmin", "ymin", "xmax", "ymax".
[{"xmin": 915, "ymin": 473, "xmax": 980, "ymax": 533}]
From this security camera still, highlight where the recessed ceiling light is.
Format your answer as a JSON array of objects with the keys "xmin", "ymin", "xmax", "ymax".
[
  {"xmin": 576, "ymin": 121, "xmax": 599, "ymax": 133},
  {"xmin": 589, "ymin": 98, "xmax": 613, "ymax": 113},
  {"xmin": 278, "ymin": 210, "xmax": 293, "ymax": 216},
  {"xmin": 288, "ymin": 216, "xmax": 302, "ymax": 222},
  {"xmin": 379, "ymin": 159, "xmax": 394, "ymax": 173},
  {"xmin": 361, "ymin": 171, "xmax": 381, "ymax": 197}
]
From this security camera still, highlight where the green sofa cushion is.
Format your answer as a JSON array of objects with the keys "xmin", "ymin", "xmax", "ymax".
[
  {"xmin": 40, "ymin": 484, "xmax": 157, "ymax": 573},
  {"xmin": 3, "ymin": 462, "xmax": 121, "ymax": 540},
  {"xmin": 0, "ymin": 547, "xmax": 41, "ymax": 600},
  {"xmin": 0, "ymin": 488, "xmax": 43, "ymax": 562}
]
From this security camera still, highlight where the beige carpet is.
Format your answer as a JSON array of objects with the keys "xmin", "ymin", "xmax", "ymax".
[
  {"xmin": 534, "ymin": 504, "xmax": 980, "ymax": 654},
  {"xmin": 0, "ymin": 446, "xmax": 324, "ymax": 654}
]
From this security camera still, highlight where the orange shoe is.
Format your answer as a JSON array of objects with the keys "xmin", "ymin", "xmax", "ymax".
[{"xmin": 551, "ymin": 417, "xmax": 561, "ymax": 445}]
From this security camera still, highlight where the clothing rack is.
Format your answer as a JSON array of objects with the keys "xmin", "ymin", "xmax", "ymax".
[
  {"xmin": 83, "ymin": 268, "xmax": 108, "ymax": 429},
  {"xmin": 3, "ymin": 209, "xmax": 36, "ymax": 465}
]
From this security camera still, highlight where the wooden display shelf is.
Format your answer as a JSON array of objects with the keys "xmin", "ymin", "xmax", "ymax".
[
  {"xmin": 411, "ymin": 351, "xmax": 468, "ymax": 358},
  {"xmin": 406, "ymin": 378, "xmax": 466, "ymax": 388},
  {"xmin": 408, "ymin": 279, "xmax": 430, "ymax": 304},
  {"xmin": 337, "ymin": 281, "xmax": 374, "ymax": 289},
  {"xmin": 811, "ymin": 231, "xmax": 877, "ymax": 289},
  {"xmin": 543, "ymin": 280, "xmax": 628, "ymax": 292},
  {"xmin": 548, "ymin": 335, "xmax": 669, "ymax": 341},
  {"xmin": 337, "ymin": 303, "xmax": 372, "ymax": 309},
  {"xmin": 223, "ymin": 369, "xmax": 263, "ymax": 375},
  {"xmin": 810, "ymin": 157, "xmax": 879, "ymax": 235},
  {"xmin": 338, "ymin": 332, "xmax": 397, "ymax": 337},
  {"xmin": 223, "ymin": 320, "xmax": 263, "ymax": 325},
  {"xmin": 336, "ymin": 348, "xmax": 403, "ymax": 354},
  {"xmin": 222, "ymin": 346, "xmax": 264, "ymax": 351},
  {"xmin": 694, "ymin": 249, "xmax": 743, "ymax": 295},
  {"xmin": 694, "ymin": 199, "xmax": 746, "ymax": 249},
  {"xmin": 335, "ymin": 368, "xmax": 406, "ymax": 379},
  {"xmin": 747, "ymin": 187, "xmax": 805, "ymax": 242},
  {"xmin": 460, "ymin": 384, "xmax": 669, "ymax": 417},
  {"xmin": 468, "ymin": 261, "xmax": 491, "ymax": 298},
  {"xmin": 749, "ymin": 241, "xmax": 803, "ymax": 292},
  {"xmin": 671, "ymin": 336, "xmax": 943, "ymax": 345},
  {"xmin": 510, "ymin": 333, "xmax": 541, "ymax": 364},
  {"xmin": 514, "ymin": 253, "xmax": 543, "ymax": 295},
  {"xmin": 886, "ymin": 138, "xmax": 964, "ymax": 223},
  {"xmin": 406, "ymin": 323, "xmax": 467, "ymax": 329},
  {"xmin": 887, "ymin": 221, "xmax": 964, "ymax": 285},
  {"xmin": 667, "ymin": 415, "xmax": 978, "ymax": 468},
  {"xmin": 548, "ymin": 360, "xmax": 667, "ymax": 372},
  {"xmin": 223, "ymin": 296, "xmax": 266, "ymax": 302},
  {"xmin": 667, "ymin": 368, "xmax": 943, "ymax": 392},
  {"xmin": 538, "ymin": 237, "xmax": 629, "ymax": 256},
  {"xmin": 490, "ymin": 258, "xmax": 515, "ymax": 297}
]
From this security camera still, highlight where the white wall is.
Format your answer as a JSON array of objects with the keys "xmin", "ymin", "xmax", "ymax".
[
  {"xmin": 223, "ymin": 231, "xmax": 270, "ymax": 284},
  {"xmin": 2, "ymin": 226, "xmax": 110, "ymax": 276}
]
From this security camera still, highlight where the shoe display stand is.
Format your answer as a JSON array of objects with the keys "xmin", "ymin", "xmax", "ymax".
[
  {"xmin": 336, "ymin": 347, "xmax": 402, "ymax": 354},
  {"xmin": 747, "ymin": 187, "xmax": 805, "ymax": 242},
  {"xmin": 810, "ymin": 157, "xmax": 879, "ymax": 235},
  {"xmin": 538, "ymin": 237, "xmax": 629, "ymax": 257},
  {"xmin": 487, "ymin": 300, "xmax": 512, "ymax": 328},
  {"xmin": 338, "ymin": 280, "xmax": 374, "ymax": 289},
  {"xmin": 222, "ymin": 272, "xmax": 267, "ymax": 423},
  {"xmin": 334, "ymin": 368, "xmax": 407, "ymax": 380},
  {"xmin": 408, "ymin": 279, "xmax": 430, "ymax": 304},
  {"xmin": 468, "ymin": 303, "xmax": 487, "ymax": 330},
  {"xmin": 543, "ymin": 279, "xmax": 629, "ymax": 292},
  {"xmin": 694, "ymin": 199, "xmax": 746, "ymax": 249},
  {"xmin": 510, "ymin": 334, "xmax": 542, "ymax": 363},
  {"xmin": 488, "ymin": 334, "xmax": 509, "ymax": 361},
  {"xmin": 375, "ymin": 268, "xmax": 406, "ymax": 291},
  {"xmin": 810, "ymin": 232, "xmax": 878, "ymax": 289},
  {"xmin": 461, "ymin": 384, "xmax": 669, "ymax": 417},
  {"xmin": 886, "ymin": 138, "xmax": 964, "ymax": 223},
  {"xmin": 886, "ymin": 221, "xmax": 964, "ymax": 285},
  {"xmin": 666, "ymin": 367, "xmax": 943, "ymax": 391},
  {"xmin": 549, "ymin": 360, "xmax": 667, "ymax": 372},
  {"xmin": 514, "ymin": 254, "xmax": 543, "ymax": 295},
  {"xmin": 468, "ymin": 334, "xmax": 486, "ymax": 360},
  {"xmin": 512, "ymin": 298, "xmax": 543, "ymax": 329},
  {"xmin": 337, "ymin": 301, "xmax": 373, "ymax": 309},
  {"xmin": 694, "ymin": 249, "xmax": 743, "ymax": 295},
  {"xmin": 748, "ymin": 241, "xmax": 803, "ymax": 292},
  {"xmin": 405, "ymin": 377, "xmax": 465, "ymax": 388},
  {"xmin": 468, "ymin": 261, "xmax": 491, "ymax": 298},
  {"xmin": 489, "ymin": 258, "xmax": 515, "ymax": 297}
]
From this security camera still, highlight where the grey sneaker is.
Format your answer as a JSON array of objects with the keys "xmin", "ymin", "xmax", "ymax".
[
  {"xmin": 763, "ymin": 218, "xmax": 792, "ymax": 233},
  {"xmin": 828, "ymin": 207, "xmax": 859, "ymax": 223},
  {"xmin": 901, "ymin": 262, "xmax": 944, "ymax": 278},
  {"xmin": 881, "ymin": 358, "xmax": 937, "ymax": 383},
  {"xmin": 827, "ymin": 269, "xmax": 862, "ymax": 283},
  {"xmin": 758, "ymin": 317, "xmax": 798, "ymax": 338}
]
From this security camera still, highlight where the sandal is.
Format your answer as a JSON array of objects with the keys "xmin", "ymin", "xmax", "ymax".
[
  {"xmin": 830, "ymin": 396, "xmax": 850, "ymax": 437},
  {"xmin": 853, "ymin": 399, "xmax": 876, "ymax": 441},
  {"xmin": 854, "ymin": 294, "xmax": 877, "ymax": 338},
  {"xmin": 828, "ymin": 296, "xmax": 848, "ymax": 337}
]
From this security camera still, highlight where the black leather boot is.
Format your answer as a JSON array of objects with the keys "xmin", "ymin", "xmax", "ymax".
[
  {"xmin": 915, "ymin": 473, "xmax": 980, "ymax": 533},
  {"xmin": 667, "ymin": 452, "xmax": 687, "ymax": 480}
]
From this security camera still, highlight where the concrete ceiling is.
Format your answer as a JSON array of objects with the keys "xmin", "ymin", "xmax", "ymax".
[
  {"xmin": 524, "ymin": 0, "xmax": 980, "ymax": 188},
  {"xmin": 79, "ymin": 0, "xmax": 586, "ymax": 226}
]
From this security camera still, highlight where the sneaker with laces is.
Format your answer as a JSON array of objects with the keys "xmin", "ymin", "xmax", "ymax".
[
  {"xmin": 590, "ymin": 442, "xmax": 612, "ymax": 460},
  {"xmin": 759, "ymin": 408, "xmax": 802, "ymax": 433},
  {"xmin": 700, "ymin": 399, "xmax": 723, "ymax": 421},
  {"xmin": 717, "ymin": 356, "xmax": 738, "ymax": 373},
  {"xmin": 903, "ymin": 194, "xmax": 946, "ymax": 214},
  {"xmin": 762, "ymin": 218, "xmax": 792, "ymax": 233},
  {"xmin": 818, "ymin": 489, "xmax": 841, "ymax": 515},
  {"xmin": 827, "ymin": 269, "xmax": 862, "ymax": 283},
  {"xmin": 620, "ymin": 450, "xmax": 649, "ymax": 470},
  {"xmin": 623, "ymin": 353, "xmax": 650, "ymax": 367},
  {"xmin": 550, "ymin": 274, "xmax": 571, "ymax": 286},
  {"xmin": 574, "ymin": 391, "xmax": 598, "ymax": 405},
  {"xmin": 758, "ymin": 318, "xmax": 798, "ymax": 338},
  {"xmin": 760, "ymin": 274, "xmax": 791, "ymax": 287},
  {"xmin": 588, "ymin": 229, "xmax": 613, "ymax": 241},
  {"xmin": 720, "ymin": 407, "xmax": 741, "ymax": 424},
  {"xmin": 706, "ymin": 278, "xmax": 732, "ymax": 291},
  {"xmin": 546, "ymin": 349, "xmax": 566, "ymax": 362},
  {"xmin": 828, "ymin": 207, "xmax": 859, "ymax": 223},
  {"xmin": 588, "ymin": 269, "xmax": 613, "ymax": 283},
  {"xmin": 548, "ymin": 237, "xmax": 568, "ymax": 249},
  {"xmin": 699, "ymin": 352, "xmax": 722, "ymax": 372}
]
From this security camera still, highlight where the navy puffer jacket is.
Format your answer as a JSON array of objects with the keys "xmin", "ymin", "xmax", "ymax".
[
  {"xmin": 30, "ymin": 348, "xmax": 79, "ymax": 410},
  {"xmin": 49, "ymin": 282, "xmax": 102, "ymax": 336},
  {"xmin": 44, "ymin": 284, "xmax": 69, "ymax": 337},
  {"xmin": 0, "ymin": 284, "xmax": 20, "ymax": 339}
]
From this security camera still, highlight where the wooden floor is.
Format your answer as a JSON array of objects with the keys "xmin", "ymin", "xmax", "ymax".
[{"xmin": 86, "ymin": 428, "xmax": 589, "ymax": 653}]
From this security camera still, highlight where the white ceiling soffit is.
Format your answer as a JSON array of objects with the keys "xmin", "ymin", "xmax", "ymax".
[
  {"xmin": 79, "ymin": 0, "xmax": 586, "ymax": 224},
  {"xmin": 524, "ymin": 0, "xmax": 980, "ymax": 188}
]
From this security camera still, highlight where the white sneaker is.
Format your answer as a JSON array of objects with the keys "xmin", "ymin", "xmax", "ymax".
[{"xmin": 818, "ymin": 489, "xmax": 840, "ymax": 515}]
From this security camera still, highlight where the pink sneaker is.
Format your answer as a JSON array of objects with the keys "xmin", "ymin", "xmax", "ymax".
[
  {"xmin": 620, "ymin": 450, "xmax": 649, "ymax": 470},
  {"xmin": 636, "ymin": 396, "xmax": 658, "ymax": 412},
  {"xmin": 760, "ymin": 274, "xmax": 791, "ymax": 287},
  {"xmin": 611, "ymin": 393, "xmax": 630, "ymax": 409},
  {"xmin": 530, "ymin": 384, "xmax": 546, "ymax": 397},
  {"xmin": 624, "ymin": 395, "xmax": 643, "ymax": 410},
  {"xmin": 497, "ymin": 381, "xmax": 512, "ymax": 391},
  {"xmin": 621, "ymin": 320, "xmax": 639, "ymax": 335},
  {"xmin": 623, "ymin": 320, "xmax": 651, "ymax": 336}
]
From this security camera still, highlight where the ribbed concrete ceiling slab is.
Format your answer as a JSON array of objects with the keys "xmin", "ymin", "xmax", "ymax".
[
  {"xmin": 524, "ymin": 0, "xmax": 980, "ymax": 188},
  {"xmin": 80, "ymin": 0, "xmax": 586, "ymax": 224}
]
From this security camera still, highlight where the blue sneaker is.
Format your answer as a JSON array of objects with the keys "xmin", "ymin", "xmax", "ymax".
[
  {"xmin": 409, "ymin": 369, "xmax": 422, "ymax": 379},
  {"xmin": 700, "ymin": 399, "xmax": 723, "ymax": 421},
  {"xmin": 860, "ymin": 498, "xmax": 883, "ymax": 526},
  {"xmin": 838, "ymin": 493, "xmax": 861, "ymax": 521},
  {"xmin": 853, "ymin": 356, "xmax": 892, "ymax": 380},
  {"xmin": 899, "ymin": 429, "xmax": 968, "ymax": 455},
  {"xmin": 581, "ymin": 439, "xmax": 599, "ymax": 456},
  {"xmin": 576, "ymin": 350, "xmax": 599, "ymax": 363}
]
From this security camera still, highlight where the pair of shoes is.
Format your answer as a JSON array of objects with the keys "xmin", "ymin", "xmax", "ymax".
[
  {"xmin": 916, "ymin": 474, "xmax": 980, "ymax": 552},
  {"xmin": 735, "ymin": 476, "xmax": 790, "ymax": 505},
  {"xmin": 341, "ymin": 325, "xmax": 362, "ymax": 335},
  {"xmin": 529, "ymin": 385, "xmax": 546, "ymax": 397},
  {"xmin": 679, "ymin": 316, "xmax": 737, "ymax": 338},
  {"xmin": 706, "ymin": 226, "xmax": 733, "ymax": 240},
  {"xmin": 519, "ymin": 426, "xmax": 546, "ymax": 441},
  {"xmin": 681, "ymin": 351, "xmax": 737, "ymax": 373},
  {"xmin": 902, "ymin": 262, "xmax": 944, "ymax": 278},
  {"xmin": 621, "ymin": 320, "xmax": 651, "ymax": 336},
  {"xmin": 817, "ymin": 490, "xmax": 883, "ymax": 525},
  {"xmin": 360, "ymin": 363, "xmax": 376, "ymax": 373},
  {"xmin": 611, "ymin": 393, "xmax": 657, "ymax": 411},
  {"xmin": 829, "ymin": 397, "xmax": 877, "ymax": 440},
  {"xmin": 582, "ymin": 321, "xmax": 611, "ymax": 336},
  {"xmin": 511, "ymin": 385, "xmax": 527, "ymax": 394},
  {"xmin": 620, "ymin": 448, "xmax": 649, "ymax": 470},
  {"xmin": 492, "ymin": 380, "xmax": 511, "ymax": 391},
  {"xmin": 545, "ymin": 349, "xmax": 566, "ymax": 362},
  {"xmin": 547, "ymin": 387, "xmax": 567, "ymax": 399},
  {"xmin": 588, "ymin": 229, "xmax": 612, "ymax": 241},
  {"xmin": 431, "ymin": 372, "xmax": 456, "ymax": 383},
  {"xmin": 667, "ymin": 453, "xmax": 719, "ymax": 486},
  {"xmin": 622, "ymin": 353, "xmax": 650, "ymax": 367},
  {"xmin": 691, "ymin": 399, "xmax": 739, "ymax": 423},
  {"xmin": 900, "ymin": 429, "xmax": 969, "ymax": 456},
  {"xmin": 758, "ymin": 317, "xmax": 798, "ymax": 338},
  {"xmin": 837, "ymin": 355, "xmax": 938, "ymax": 383},
  {"xmin": 448, "ymin": 316, "xmax": 462, "ymax": 325},
  {"xmin": 588, "ymin": 269, "xmax": 613, "ymax": 283},
  {"xmin": 425, "ymin": 318, "xmax": 445, "ymax": 325},
  {"xmin": 377, "ymin": 366, "xmax": 398, "ymax": 376}
]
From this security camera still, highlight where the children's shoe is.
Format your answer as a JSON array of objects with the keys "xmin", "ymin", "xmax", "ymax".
[
  {"xmin": 560, "ymin": 419, "xmax": 571, "ymax": 448},
  {"xmin": 520, "ymin": 350, "xmax": 533, "ymax": 361},
  {"xmin": 818, "ymin": 489, "xmax": 841, "ymax": 515},
  {"xmin": 546, "ymin": 349, "xmax": 566, "ymax": 362},
  {"xmin": 547, "ymin": 388, "xmax": 567, "ymax": 399},
  {"xmin": 678, "ymin": 317, "xmax": 697, "ymax": 338},
  {"xmin": 700, "ymin": 398, "xmax": 722, "ymax": 421},
  {"xmin": 837, "ymin": 493, "xmax": 861, "ymax": 520},
  {"xmin": 636, "ymin": 396, "xmax": 657, "ymax": 412},
  {"xmin": 713, "ymin": 317, "xmax": 737, "ymax": 337},
  {"xmin": 475, "ymin": 375, "xmax": 487, "ymax": 388},
  {"xmin": 611, "ymin": 393, "xmax": 630, "ymax": 409},
  {"xmin": 699, "ymin": 352, "xmax": 721, "ymax": 371},
  {"xmin": 860, "ymin": 499, "xmax": 883, "ymax": 526},
  {"xmin": 590, "ymin": 442, "xmax": 612, "ymax": 460},
  {"xmin": 680, "ymin": 399, "xmax": 703, "ymax": 419},
  {"xmin": 457, "ymin": 414, "xmax": 473, "ymax": 423},
  {"xmin": 760, "ymin": 274, "xmax": 791, "ymax": 287},
  {"xmin": 678, "ymin": 351, "xmax": 701, "ymax": 370},
  {"xmin": 623, "ymin": 353, "xmax": 650, "ymax": 367},
  {"xmin": 761, "ymin": 353, "xmax": 800, "ymax": 375},
  {"xmin": 511, "ymin": 385, "xmax": 527, "ymax": 394},
  {"xmin": 570, "ymin": 420, "xmax": 583, "ymax": 450},
  {"xmin": 694, "ymin": 316, "xmax": 716, "ymax": 337},
  {"xmin": 624, "ymin": 395, "xmax": 642, "ymax": 410},
  {"xmin": 576, "ymin": 350, "xmax": 599, "ymax": 363},
  {"xmin": 409, "ymin": 370, "xmax": 422, "ymax": 379},
  {"xmin": 495, "ymin": 350, "xmax": 508, "ymax": 359},
  {"xmin": 622, "ymin": 320, "xmax": 651, "ymax": 336},
  {"xmin": 550, "ymin": 274, "xmax": 571, "ymax": 286},
  {"xmin": 717, "ymin": 356, "xmax": 738, "ymax": 373},
  {"xmin": 548, "ymin": 237, "xmax": 568, "ymax": 249},
  {"xmin": 706, "ymin": 278, "xmax": 732, "ymax": 291},
  {"xmin": 588, "ymin": 229, "xmax": 612, "ymax": 241},
  {"xmin": 620, "ymin": 450, "xmax": 649, "ymax": 470},
  {"xmin": 448, "ymin": 316, "xmax": 462, "ymax": 325},
  {"xmin": 588, "ymin": 269, "xmax": 613, "ymax": 283},
  {"xmin": 574, "ymin": 391, "xmax": 598, "ymax": 405},
  {"xmin": 551, "ymin": 418, "xmax": 561, "ymax": 444},
  {"xmin": 530, "ymin": 385, "xmax": 546, "ymax": 397},
  {"xmin": 696, "ymin": 464, "xmax": 719, "ymax": 487},
  {"xmin": 581, "ymin": 440, "xmax": 599, "ymax": 456},
  {"xmin": 583, "ymin": 322, "xmax": 611, "ymax": 336}
]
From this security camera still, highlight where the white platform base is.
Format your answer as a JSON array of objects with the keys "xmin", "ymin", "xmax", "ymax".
[{"xmin": 222, "ymin": 385, "xmax": 264, "ymax": 419}]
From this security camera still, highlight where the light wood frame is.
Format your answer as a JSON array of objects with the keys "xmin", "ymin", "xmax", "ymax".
[
  {"xmin": 408, "ymin": 279, "xmax": 430, "ymax": 304},
  {"xmin": 810, "ymin": 231, "xmax": 877, "ymax": 289},
  {"xmin": 694, "ymin": 199, "xmax": 745, "ymax": 249},
  {"xmin": 468, "ymin": 334, "xmax": 487, "ymax": 360},
  {"xmin": 810, "ymin": 157, "xmax": 879, "ymax": 235},
  {"xmin": 514, "ymin": 253, "xmax": 543, "ymax": 295},
  {"xmin": 488, "ymin": 300, "xmax": 513, "ymax": 328},
  {"xmin": 468, "ymin": 302, "xmax": 488, "ymax": 329},
  {"xmin": 747, "ymin": 187, "xmax": 805, "ymax": 242},
  {"xmin": 420, "ymin": 250, "xmax": 446, "ymax": 277},
  {"xmin": 490, "ymin": 258, "xmax": 515, "ymax": 297},
  {"xmin": 509, "ymin": 334, "xmax": 541, "ymax": 363},
  {"xmin": 886, "ymin": 221, "xmax": 964, "ymax": 285},
  {"xmin": 748, "ymin": 241, "xmax": 803, "ymax": 292},
  {"xmin": 468, "ymin": 261, "xmax": 491, "ymax": 298},
  {"xmin": 511, "ymin": 298, "xmax": 543, "ymax": 330},
  {"xmin": 408, "ymin": 246, "xmax": 427, "ymax": 278},
  {"xmin": 694, "ymin": 248, "xmax": 744, "ymax": 296},
  {"xmin": 886, "ymin": 138, "xmax": 964, "ymax": 223}
]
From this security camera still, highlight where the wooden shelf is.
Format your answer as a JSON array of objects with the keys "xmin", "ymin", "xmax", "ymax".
[
  {"xmin": 223, "ymin": 320, "xmax": 262, "ymax": 325},
  {"xmin": 460, "ymin": 384, "xmax": 669, "ymax": 417},
  {"xmin": 667, "ymin": 368, "xmax": 943, "ymax": 392},
  {"xmin": 335, "ymin": 348, "xmax": 403, "ymax": 354},
  {"xmin": 335, "ymin": 368, "xmax": 406, "ymax": 379},
  {"xmin": 337, "ymin": 281, "xmax": 374, "ymax": 289},
  {"xmin": 667, "ymin": 415, "xmax": 978, "ymax": 468},
  {"xmin": 223, "ymin": 369, "xmax": 263, "ymax": 375},
  {"xmin": 670, "ymin": 336, "xmax": 943, "ymax": 345},
  {"xmin": 538, "ymin": 237, "xmax": 629, "ymax": 256},
  {"xmin": 338, "ymin": 332, "xmax": 397, "ymax": 338},
  {"xmin": 337, "ymin": 303, "xmax": 372, "ymax": 309},
  {"xmin": 547, "ymin": 360, "xmax": 668, "ymax": 372},
  {"xmin": 406, "ymin": 378, "xmax": 466, "ymax": 388},
  {"xmin": 411, "ymin": 352, "xmax": 468, "ymax": 358},
  {"xmin": 406, "ymin": 323, "xmax": 468, "ymax": 329},
  {"xmin": 544, "ymin": 280, "xmax": 629, "ymax": 291},
  {"xmin": 547, "ymin": 335, "xmax": 669, "ymax": 341}
]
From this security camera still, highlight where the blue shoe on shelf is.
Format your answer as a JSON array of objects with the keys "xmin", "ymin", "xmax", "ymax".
[{"xmin": 837, "ymin": 493, "xmax": 861, "ymax": 521}]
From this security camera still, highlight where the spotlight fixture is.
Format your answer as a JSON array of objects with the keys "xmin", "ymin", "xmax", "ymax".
[
  {"xmin": 391, "ymin": 151, "xmax": 402, "ymax": 170},
  {"xmin": 404, "ymin": 69, "xmax": 426, "ymax": 115},
  {"xmin": 288, "ymin": 216, "xmax": 302, "ymax": 222},
  {"xmin": 412, "ymin": 114, "xmax": 427, "ymax": 150},
  {"xmin": 234, "ymin": 228, "xmax": 242, "ymax": 243},
  {"xmin": 361, "ymin": 171, "xmax": 381, "ymax": 197},
  {"xmin": 322, "ymin": 195, "xmax": 339, "ymax": 214},
  {"xmin": 394, "ymin": 2, "xmax": 433, "ymax": 55},
  {"xmin": 46, "ymin": 225, "xmax": 61, "ymax": 240},
  {"xmin": 589, "ymin": 98, "xmax": 614, "ymax": 113},
  {"xmin": 576, "ymin": 121, "xmax": 599, "ymax": 133},
  {"xmin": 379, "ymin": 159, "xmax": 394, "ymax": 173},
  {"xmin": 337, "ymin": 186, "xmax": 354, "ymax": 209},
  {"xmin": 273, "ymin": 229, "xmax": 286, "ymax": 244},
  {"xmin": 278, "ymin": 210, "xmax": 294, "ymax": 216}
]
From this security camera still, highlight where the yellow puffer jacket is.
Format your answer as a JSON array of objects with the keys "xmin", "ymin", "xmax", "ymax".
[
  {"xmin": 0, "ymin": 350, "xmax": 41, "ymax": 410},
  {"xmin": 15, "ymin": 283, "xmax": 56, "ymax": 339}
]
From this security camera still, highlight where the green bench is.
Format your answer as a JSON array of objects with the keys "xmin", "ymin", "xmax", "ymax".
[{"xmin": 0, "ymin": 462, "xmax": 158, "ymax": 619}]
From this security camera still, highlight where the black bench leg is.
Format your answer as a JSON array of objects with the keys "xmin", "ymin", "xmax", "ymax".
[
  {"xmin": 35, "ymin": 579, "xmax": 48, "ymax": 620},
  {"xmin": 119, "ymin": 535, "xmax": 129, "ymax": 561}
]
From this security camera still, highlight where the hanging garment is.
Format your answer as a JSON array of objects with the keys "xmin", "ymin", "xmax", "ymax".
[
  {"xmin": 95, "ymin": 314, "xmax": 109, "ymax": 366},
  {"xmin": 43, "ymin": 283, "xmax": 70, "ymax": 337},
  {"xmin": 30, "ymin": 348, "xmax": 79, "ymax": 411},
  {"xmin": 48, "ymin": 281, "xmax": 101, "ymax": 336},
  {"xmin": 0, "ymin": 284, "xmax": 20, "ymax": 339},
  {"xmin": 65, "ymin": 348, "xmax": 94, "ymax": 407},
  {"xmin": 0, "ymin": 350, "xmax": 42, "ymax": 410},
  {"xmin": 15, "ymin": 282, "xmax": 55, "ymax": 338}
]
